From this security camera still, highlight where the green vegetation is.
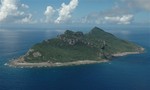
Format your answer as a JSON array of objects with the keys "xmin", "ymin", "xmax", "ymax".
[{"xmin": 24, "ymin": 27, "xmax": 143, "ymax": 63}]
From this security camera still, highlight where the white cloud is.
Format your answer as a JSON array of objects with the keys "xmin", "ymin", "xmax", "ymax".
[
  {"xmin": 15, "ymin": 14, "xmax": 36, "ymax": 24},
  {"xmin": 123, "ymin": 0, "xmax": 150, "ymax": 11},
  {"xmin": 0, "ymin": 0, "xmax": 17, "ymax": 21},
  {"xmin": 21, "ymin": 4, "xmax": 29, "ymax": 9},
  {"xmin": 81, "ymin": 11, "xmax": 134, "ymax": 25},
  {"xmin": 55, "ymin": 0, "xmax": 78, "ymax": 23},
  {"xmin": 0, "ymin": 0, "xmax": 34, "ymax": 24},
  {"xmin": 81, "ymin": 14, "xmax": 105, "ymax": 24},
  {"xmin": 104, "ymin": 14, "xmax": 133, "ymax": 24},
  {"xmin": 44, "ymin": 6, "xmax": 55, "ymax": 23},
  {"xmin": 80, "ymin": 3, "xmax": 134, "ymax": 25}
]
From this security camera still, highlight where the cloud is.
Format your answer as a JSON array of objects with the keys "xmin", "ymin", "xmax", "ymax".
[
  {"xmin": 104, "ymin": 14, "xmax": 133, "ymax": 24},
  {"xmin": 21, "ymin": 4, "xmax": 29, "ymax": 9},
  {"xmin": 0, "ymin": 0, "xmax": 17, "ymax": 21},
  {"xmin": 81, "ymin": 13, "xmax": 104, "ymax": 24},
  {"xmin": 81, "ymin": 8, "xmax": 134, "ymax": 25},
  {"xmin": 122, "ymin": 0, "xmax": 150, "ymax": 11},
  {"xmin": 44, "ymin": 6, "xmax": 55, "ymax": 23},
  {"xmin": 15, "ymin": 14, "xmax": 36, "ymax": 24},
  {"xmin": 135, "ymin": 0, "xmax": 150, "ymax": 11},
  {"xmin": 0, "ymin": 0, "xmax": 34, "ymax": 24},
  {"xmin": 79, "ymin": 1, "xmax": 135, "ymax": 25},
  {"xmin": 55, "ymin": 0, "xmax": 78, "ymax": 23}
]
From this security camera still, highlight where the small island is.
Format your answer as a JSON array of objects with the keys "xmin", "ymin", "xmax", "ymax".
[{"xmin": 9, "ymin": 27, "xmax": 144, "ymax": 68}]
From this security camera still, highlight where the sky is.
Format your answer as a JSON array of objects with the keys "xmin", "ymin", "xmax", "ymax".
[{"xmin": 0, "ymin": 0, "xmax": 149, "ymax": 28}]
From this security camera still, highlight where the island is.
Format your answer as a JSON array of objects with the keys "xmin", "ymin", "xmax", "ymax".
[{"xmin": 9, "ymin": 27, "xmax": 144, "ymax": 68}]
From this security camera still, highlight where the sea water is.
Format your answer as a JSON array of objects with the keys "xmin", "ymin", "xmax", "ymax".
[{"xmin": 0, "ymin": 27, "xmax": 149, "ymax": 90}]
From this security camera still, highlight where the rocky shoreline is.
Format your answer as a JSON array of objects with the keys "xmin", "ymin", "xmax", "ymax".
[
  {"xmin": 8, "ymin": 59, "xmax": 108, "ymax": 68},
  {"xmin": 112, "ymin": 52, "xmax": 140, "ymax": 57},
  {"xmin": 112, "ymin": 47, "xmax": 145, "ymax": 57}
]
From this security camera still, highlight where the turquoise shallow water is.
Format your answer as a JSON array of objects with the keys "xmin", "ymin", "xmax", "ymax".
[{"xmin": 0, "ymin": 27, "xmax": 150, "ymax": 90}]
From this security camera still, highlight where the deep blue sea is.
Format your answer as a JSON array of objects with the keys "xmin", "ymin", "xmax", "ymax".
[{"xmin": 0, "ymin": 27, "xmax": 150, "ymax": 90}]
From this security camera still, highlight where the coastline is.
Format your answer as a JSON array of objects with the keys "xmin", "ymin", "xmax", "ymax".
[
  {"xmin": 112, "ymin": 52, "xmax": 140, "ymax": 57},
  {"xmin": 8, "ymin": 59, "xmax": 108, "ymax": 68},
  {"xmin": 112, "ymin": 47, "xmax": 145, "ymax": 57},
  {"xmin": 7, "ymin": 48, "xmax": 144, "ymax": 68}
]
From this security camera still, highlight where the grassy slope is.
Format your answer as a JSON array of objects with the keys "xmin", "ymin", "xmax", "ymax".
[{"xmin": 24, "ymin": 27, "xmax": 142, "ymax": 63}]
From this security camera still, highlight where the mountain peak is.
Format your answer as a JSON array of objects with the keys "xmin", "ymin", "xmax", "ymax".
[
  {"xmin": 64, "ymin": 30, "xmax": 74, "ymax": 35},
  {"xmin": 91, "ymin": 27, "xmax": 104, "ymax": 32},
  {"xmin": 93, "ymin": 26, "xmax": 100, "ymax": 29}
]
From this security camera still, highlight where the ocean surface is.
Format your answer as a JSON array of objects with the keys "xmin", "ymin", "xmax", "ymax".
[{"xmin": 0, "ymin": 27, "xmax": 149, "ymax": 90}]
